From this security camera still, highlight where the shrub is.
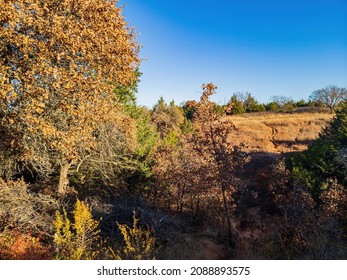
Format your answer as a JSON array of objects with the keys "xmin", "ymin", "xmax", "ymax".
[
  {"xmin": 287, "ymin": 102, "xmax": 347, "ymax": 198},
  {"xmin": 53, "ymin": 199, "xmax": 102, "ymax": 260},
  {"xmin": 0, "ymin": 229, "xmax": 52, "ymax": 260},
  {"xmin": 0, "ymin": 179, "xmax": 59, "ymax": 234},
  {"xmin": 117, "ymin": 212, "xmax": 156, "ymax": 260}
]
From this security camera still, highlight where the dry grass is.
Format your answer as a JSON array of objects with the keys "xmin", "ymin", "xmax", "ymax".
[{"xmin": 225, "ymin": 112, "xmax": 333, "ymax": 153}]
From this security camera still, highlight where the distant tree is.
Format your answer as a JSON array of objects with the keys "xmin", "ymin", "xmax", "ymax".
[
  {"xmin": 265, "ymin": 101, "xmax": 280, "ymax": 112},
  {"xmin": 226, "ymin": 95, "xmax": 245, "ymax": 115},
  {"xmin": 0, "ymin": 0, "xmax": 140, "ymax": 195},
  {"xmin": 244, "ymin": 95, "xmax": 266, "ymax": 113},
  {"xmin": 270, "ymin": 96, "xmax": 295, "ymax": 112},
  {"xmin": 151, "ymin": 98, "xmax": 184, "ymax": 137},
  {"xmin": 233, "ymin": 92, "xmax": 249, "ymax": 105},
  {"xmin": 114, "ymin": 68, "xmax": 142, "ymax": 117},
  {"xmin": 213, "ymin": 103, "xmax": 226, "ymax": 115},
  {"xmin": 296, "ymin": 99, "xmax": 308, "ymax": 108},
  {"xmin": 283, "ymin": 100, "xmax": 295, "ymax": 112},
  {"xmin": 230, "ymin": 92, "xmax": 265, "ymax": 113},
  {"xmin": 310, "ymin": 85, "xmax": 347, "ymax": 112},
  {"xmin": 308, "ymin": 99, "xmax": 325, "ymax": 108}
]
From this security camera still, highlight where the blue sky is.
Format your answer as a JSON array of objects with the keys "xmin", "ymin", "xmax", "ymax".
[{"xmin": 120, "ymin": 0, "xmax": 347, "ymax": 107}]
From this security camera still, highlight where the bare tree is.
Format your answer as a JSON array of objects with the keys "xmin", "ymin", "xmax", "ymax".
[
  {"xmin": 310, "ymin": 86, "xmax": 347, "ymax": 112},
  {"xmin": 270, "ymin": 95, "xmax": 293, "ymax": 109}
]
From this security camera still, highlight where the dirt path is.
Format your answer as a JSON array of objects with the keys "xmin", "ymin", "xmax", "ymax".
[{"xmin": 201, "ymin": 239, "xmax": 226, "ymax": 260}]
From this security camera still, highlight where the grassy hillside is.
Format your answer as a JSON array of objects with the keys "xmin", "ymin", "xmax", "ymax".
[{"xmin": 226, "ymin": 112, "xmax": 333, "ymax": 153}]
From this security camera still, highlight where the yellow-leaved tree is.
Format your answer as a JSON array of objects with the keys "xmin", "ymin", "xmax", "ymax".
[{"xmin": 0, "ymin": 0, "xmax": 140, "ymax": 194}]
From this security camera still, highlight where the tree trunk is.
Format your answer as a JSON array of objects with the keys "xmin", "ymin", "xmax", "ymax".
[
  {"xmin": 221, "ymin": 184, "xmax": 235, "ymax": 248},
  {"xmin": 58, "ymin": 161, "xmax": 71, "ymax": 196},
  {"xmin": 210, "ymin": 125, "xmax": 236, "ymax": 248}
]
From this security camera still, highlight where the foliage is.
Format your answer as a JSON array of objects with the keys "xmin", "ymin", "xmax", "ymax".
[
  {"xmin": 53, "ymin": 199, "xmax": 102, "ymax": 260},
  {"xmin": 226, "ymin": 95, "xmax": 245, "ymax": 115},
  {"xmin": 270, "ymin": 96, "xmax": 295, "ymax": 112},
  {"xmin": 296, "ymin": 99, "xmax": 308, "ymax": 107},
  {"xmin": 182, "ymin": 100, "xmax": 198, "ymax": 120},
  {"xmin": 265, "ymin": 101, "xmax": 280, "ymax": 112},
  {"xmin": 114, "ymin": 68, "xmax": 142, "ymax": 117},
  {"xmin": 275, "ymin": 165, "xmax": 346, "ymax": 259},
  {"xmin": 192, "ymin": 83, "xmax": 248, "ymax": 246},
  {"xmin": 117, "ymin": 212, "xmax": 156, "ymax": 260},
  {"xmin": 234, "ymin": 92, "xmax": 265, "ymax": 113},
  {"xmin": 0, "ymin": 229, "xmax": 52, "ymax": 260},
  {"xmin": 154, "ymin": 83, "xmax": 247, "ymax": 247},
  {"xmin": 0, "ymin": 0, "xmax": 140, "ymax": 194},
  {"xmin": 240, "ymin": 162, "xmax": 346, "ymax": 259},
  {"xmin": 151, "ymin": 98, "xmax": 185, "ymax": 137},
  {"xmin": 287, "ymin": 102, "xmax": 347, "ymax": 198},
  {"xmin": 226, "ymin": 93, "xmax": 264, "ymax": 114}
]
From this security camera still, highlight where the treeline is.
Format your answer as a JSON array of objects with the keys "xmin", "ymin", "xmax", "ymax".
[{"xmin": 196, "ymin": 85, "xmax": 346, "ymax": 116}]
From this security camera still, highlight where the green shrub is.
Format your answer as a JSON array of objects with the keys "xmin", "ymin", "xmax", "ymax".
[{"xmin": 287, "ymin": 102, "xmax": 347, "ymax": 198}]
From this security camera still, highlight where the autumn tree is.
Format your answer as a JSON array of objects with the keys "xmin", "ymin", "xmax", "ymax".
[
  {"xmin": 153, "ymin": 138, "xmax": 206, "ymax": 213},
  {"xmin": 310, "ymin": 85, "xmax": 347, "ymax": 112},
  {"xmin": 189, "ymin": 83, "xmax": 246, "ymax": 246},
  {"xmin": 0, "ymin": 0, "xmax": 140, "ymax": 195}
]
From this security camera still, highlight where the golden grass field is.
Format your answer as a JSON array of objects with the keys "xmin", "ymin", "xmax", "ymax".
[{"xmin": 225, "ymin": 112, "xmax": 334, "ymax": 154}]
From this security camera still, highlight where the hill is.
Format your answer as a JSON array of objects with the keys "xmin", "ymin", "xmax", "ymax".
[{"xmin": 225, "ymin": 112, "xmax": 333, "ymax": 154}]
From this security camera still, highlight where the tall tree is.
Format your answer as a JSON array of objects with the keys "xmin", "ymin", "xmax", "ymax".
[
  {"xmin": 0, "ymin": 0, "xmax": 140, "ymax": 195},
  {"xmin": 310, "ymin": 85, "xmax": 347, "ymax": 112},
  {"xmin": 190, "ymin": 83, "xmax": 245, "ymax": 246}
]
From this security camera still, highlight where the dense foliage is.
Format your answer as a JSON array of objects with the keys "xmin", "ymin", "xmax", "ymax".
[
  {"xmin": 0, "ymin": 0, "xmax": 140, "ymax": 194},
  {"xmin": 287, "ymin": 102, "xmax": 347, "ymax": 198}
]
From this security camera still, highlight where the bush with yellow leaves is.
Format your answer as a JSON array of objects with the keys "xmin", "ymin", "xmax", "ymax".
[
  {"xmin": 117, "ymin": 212, "xmax": 156, "ymax": 260},
  {"xmin": 53, "ymin": 199, "xmax": 101, "ymax": 260},
  {"xmin": 53, "ymin": 199, "xmax": 156, "ymax": 260}
]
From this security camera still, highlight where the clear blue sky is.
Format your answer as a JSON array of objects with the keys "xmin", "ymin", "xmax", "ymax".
[{"xmin": 120, "ymin": 0, "xmax": 347, "ymax": 107}]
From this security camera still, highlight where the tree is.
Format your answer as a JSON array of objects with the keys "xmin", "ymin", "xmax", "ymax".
[
  {"xmin": 270, "ymin": 95, "xmax": 294, "ymax": 111},
  {"xmin": 244, "ymin": 95, "xmax": 265, "ymax": 113},
  {"xmin": 265, "ymin": 101, "xmax": 280, "ymax": 112},
  {"xmin": 296, "ymin": 99, "xmax": 308, "ymax": 108},
  {"xmin": 151, "ymin": 98, "xmax": 184, "ymax": 137},
  {"xmin": 226, "ymin": 92, "xmax": 265, "ymax": 114},
  {"xmin": 310, "ymin": 85, "xmax": 347, "ymax": 112},
  {"xmin": 0, "ymin": 0, "xmax": 140, "ymax": 195},
  {"xmin": 190, "ymin": 83, "xmax": 246, "ymax": 246},
  {"xmin": 233, "ymin": 92, "xmax": 256, "ymax": 112},
  {"xmin": 287, "ymin": 102, "xmax": 347, "ymax": 198},
  {"xmin": 182, "ymin": 100, "xmax": 197, "ymax": 120},
  {"xmin": 226, "ymin": 95, "xmax": 245, "ymax": 115}
]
